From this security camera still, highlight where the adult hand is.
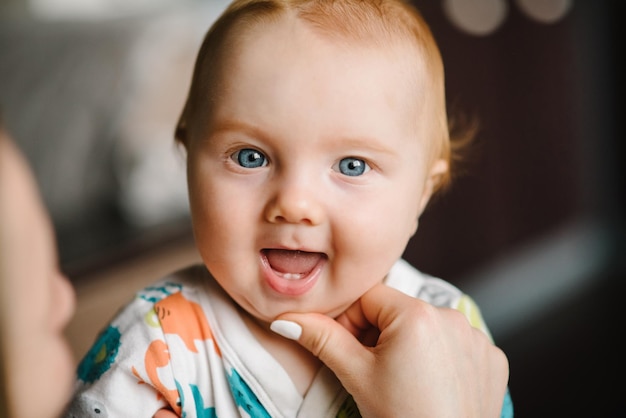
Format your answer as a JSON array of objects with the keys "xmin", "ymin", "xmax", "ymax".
[
  {"xmin": 153, "ymin": 409, "xmax": 178, "ymax": 418},
  {"xmin": 272, "ymin": 283, "xmax": 509, "ymax": 418}
]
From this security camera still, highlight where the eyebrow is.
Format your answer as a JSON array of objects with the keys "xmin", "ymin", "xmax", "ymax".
[
  {"xmin": 208, "ymin": 118, "xmax": 398, "ymax": 156},
  {"xmin": 207, "ymin": 119, "xmax": 266, "ymax": 140},
  {"xmin": 329, "ymin": 135, "xmax": 397, "ymax": 156}
]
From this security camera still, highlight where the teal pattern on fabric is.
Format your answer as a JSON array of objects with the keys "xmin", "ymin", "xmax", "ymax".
[
  {"xmin": 76, "ymin": 325, "xmax": 121, "ymax": 383},
  {"xmin": 191, "ymin": 384, "xmax": 217, "ymax": 418},
  {"xmin": 176, "ymin": 379, "xmax": 217, "ymax": 418},
  {"xmin": 501, "ymin": 389, "xmax": 514, "ymax": 418},
  {"xmin": 227, "ymin": 368, "xmax": 271, "ymax": 418},
  {"xmin": 175, "ymin": 380, "xmax": 186, "ymax": 418},
  {"xmin": 138, "ymin": 282, "xmax": 183, "ymax": 303}
]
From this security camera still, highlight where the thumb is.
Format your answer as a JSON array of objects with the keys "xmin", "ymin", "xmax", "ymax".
[{"xmin": 270, "ymin": 312, "xmax": 373, "ymax": 383}]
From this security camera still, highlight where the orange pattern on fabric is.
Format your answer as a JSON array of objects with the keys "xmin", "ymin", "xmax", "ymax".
[
  {"xmin": 143, "ymin": 339, "xmax": 182, "ymax": 414},
  {"xmin": 155, "ymin": 291, "xmax": 221, "ymax": 355},
  {"xmin": 133, "ymin": 292, "xmax": 222, "ymax": 415}
]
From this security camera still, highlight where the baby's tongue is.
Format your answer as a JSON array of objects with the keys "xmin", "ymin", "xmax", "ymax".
[{"xmin": 265, "ymin": 249, "xmax": 321, "ymax": 274}]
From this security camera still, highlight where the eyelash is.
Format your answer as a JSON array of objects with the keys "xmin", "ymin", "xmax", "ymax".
[
  {"xmin": 333, "ymin": 157, "xmax": 371, "ymax": 177},
  {"xmin": 230, "ymin": 148, "xmax": 268, "ymax": 169},
  {"xmin": 229, "ymin": 147, "xmax": 371, "ymax": 177}
]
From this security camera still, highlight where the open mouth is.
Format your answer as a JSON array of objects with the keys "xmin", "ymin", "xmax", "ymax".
[
  {"xmin": 263, "ymin": 249, "xmax": 324, "ymax": 278},
  {"xmin": 260, "ymin": 249, "xmax": 327, "ymax": 295}
]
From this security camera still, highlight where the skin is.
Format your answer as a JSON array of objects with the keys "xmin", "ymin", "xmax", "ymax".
[
  {"xmin": 0, "ymin": 134, "xmax": 172, "ymax": 418},
  {"xmin": 0, "ymin": 9, "xmax": 508, "ymax": 418},
  {"xmin": 184, "ymin": 14, "xmax": 447, "ymax": 395},
  {"xmin": 281, "ymin": 284, "xmax": 510, "ymax": 418},
  {"xmin": 0, "ymin": 134, "xmax": 76, "ymax": 418}
]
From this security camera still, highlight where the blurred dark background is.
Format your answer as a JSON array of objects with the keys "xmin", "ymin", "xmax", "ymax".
[
  {"xmin": 1, "ymin": 0, "xmax": 623, "ymax": 416},
  {"xmin": 405, "ymin": 1, "xmax": 624, "ymax": 416}
]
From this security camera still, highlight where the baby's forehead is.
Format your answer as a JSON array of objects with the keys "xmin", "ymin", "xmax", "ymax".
[
  {"xmin": 180, "ymin": 2, "xmax": 446, "ymax": 150},
  {"xmin": 208, "ymin": 10, "xmax": 432, "ymax": 93},
  {"xmin": 207, "ymin": 17, "xmax": 428, "ymax": 113},
  {"xmin": 222, "ymin": 5, "xmax": 428, "ymax": 55}
]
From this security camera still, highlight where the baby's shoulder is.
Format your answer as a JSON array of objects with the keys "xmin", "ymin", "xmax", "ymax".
[
  {"xmin": 109, "ymin": 264, "xmax": 210, "ymax": 326},
  {"xmin": 134, "ymin": 263, "xmax": 209, "ymax": 304},
  {"xmin": 386, "ymin": 259, "xmax": 463, "ymax": 308},
  {"xmin": 387, "ymin": 259, "xmax": 492, "ymax": 337}
]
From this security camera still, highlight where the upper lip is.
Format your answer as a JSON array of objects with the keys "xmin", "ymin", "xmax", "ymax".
[
  {"xmin": 261, "ymin": 247, "xmax": 327, "ymax": 256},
  {"xmin": 260, "ymin": 229, "xmax": 328, "ymax": 255},
  {"xmin": 261, "ymin": 239, "xmax": 325, "ymax": 253}
]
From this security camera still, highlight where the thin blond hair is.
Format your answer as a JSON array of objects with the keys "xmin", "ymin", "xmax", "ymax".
[{"xmin": 176, "ymin": 0, "xmax": 471, "ymax": 191}]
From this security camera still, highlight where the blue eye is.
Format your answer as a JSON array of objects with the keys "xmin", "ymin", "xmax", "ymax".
[
  {"xmin": 232, "ymin": 148, "xmax": 267, "ymax": 168},
  {"xmin": 337, "ymin": 157, "xmax": 370, "ymax": 176}
]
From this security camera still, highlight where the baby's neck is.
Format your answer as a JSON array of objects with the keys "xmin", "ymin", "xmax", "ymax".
[{"xmin": 241, "ymin": 312, "xmax": 322, "ymax": 396}]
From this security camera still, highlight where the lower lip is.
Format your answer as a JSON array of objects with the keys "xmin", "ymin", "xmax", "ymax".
[{"xmin": 260, "ymin": 253, "xmax": 325, "ymax": 297}]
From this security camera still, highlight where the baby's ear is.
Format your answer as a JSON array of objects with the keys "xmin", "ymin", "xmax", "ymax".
[
  {"xmin": 174, "ymin": 103, "xmax": 191, "ymax": 148},
  {"xmin": 418, "ymin": 159, "xmax": 448, "ymax": 214},
  {"xmin": 174, "ymin": 119, "xmax": 188, "ymax": 147}
]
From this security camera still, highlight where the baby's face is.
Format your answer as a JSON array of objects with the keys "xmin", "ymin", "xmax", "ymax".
[
  {"xmin": 186, "ymin": 16, "xmax": 444, "ymax": 323},
  {"xmin": 0, "ymin": 136, "xmax": 76, "ymax": 418}
]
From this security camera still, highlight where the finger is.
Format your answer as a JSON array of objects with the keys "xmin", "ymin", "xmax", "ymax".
[
  {"xmin": 153, "ymin": 408, "xmax": 179, "ymax": 418},
  {"xmin": 331, "ymin": 283, "xmax": 412, "ymax": 338},
  {"xmin": 357, "ymin": 283, "xmax": 415, "ymax": 331},
  {"xmin": 271, "ymin": 312, "xmax": 372, "ymax": 383}
]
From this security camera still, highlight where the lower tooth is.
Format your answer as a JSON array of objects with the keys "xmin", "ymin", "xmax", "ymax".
[{"xmin": 282, "ymin": 273, "xmax": 303, "ymax": 280}]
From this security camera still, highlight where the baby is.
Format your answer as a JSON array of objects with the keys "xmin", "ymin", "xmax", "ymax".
[{"xmin": 66, "ymin": 1, "xmax": 513, "ymax": 417}]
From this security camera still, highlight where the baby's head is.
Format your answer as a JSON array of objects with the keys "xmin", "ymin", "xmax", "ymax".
[
  {"xmin": 175, "ymin": 0, "xmax": 458, "ymax": 322},
  {"xmin": 177, "ymin": 0, "xmax": 451, "ymax": 184}
]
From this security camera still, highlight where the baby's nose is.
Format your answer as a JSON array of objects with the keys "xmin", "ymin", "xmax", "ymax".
[{"xmin": 264, "ymin": 178, "xmax": 325, "ymax": 225}]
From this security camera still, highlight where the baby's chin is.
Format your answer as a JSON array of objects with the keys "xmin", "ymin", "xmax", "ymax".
[{"xmin": 255, "ymin": 301, "xmax": 354, "ymax": 325}]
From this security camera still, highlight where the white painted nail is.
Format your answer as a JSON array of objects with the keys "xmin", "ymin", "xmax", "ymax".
[{"xmin": 270, "ymin": 320, "xmax": 302, "ymax": 340}]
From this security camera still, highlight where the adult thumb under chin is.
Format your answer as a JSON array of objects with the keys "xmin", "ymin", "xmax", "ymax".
[{"xmin": 270, "ymin": 312, "xmax": 368, "ymax": 376}]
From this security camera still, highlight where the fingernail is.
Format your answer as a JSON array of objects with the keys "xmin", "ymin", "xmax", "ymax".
[{"xmin": 270, "ymin": 320, "xmax": 302, "ymax": 340}]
